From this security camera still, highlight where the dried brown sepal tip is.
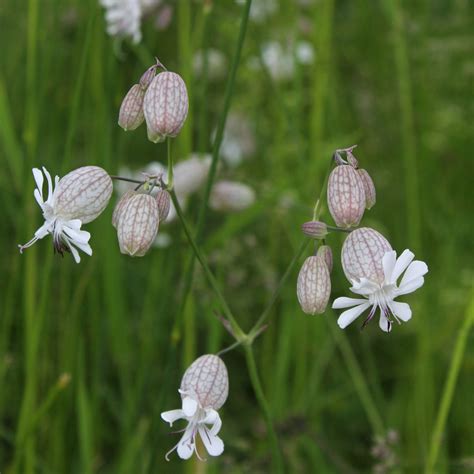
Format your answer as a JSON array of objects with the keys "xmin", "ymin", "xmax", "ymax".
[
  {"xmin": 317, "ymin": 245, "xmax": 333, "ymax": 273},
  {"xmin": 327, "ymin": 164, "xmax": 366, "ymax": 228},
  {"xmin": 301, "ymin": 220, "xmax": 328, "ymax": 239},
  {"xmin": 117, "ymin": 193, "xmax": 159, "ymax": 257},
  {"xmin": 358, "ymin": 169, "xmax": 376, "ymax": 209},
  {"xmin": 297, "ymin": 255, "xmax": 331, "ymax": 315},
  {"xmin": 118, "ymin": 84, "xmax": 145, "ymax": 131}
]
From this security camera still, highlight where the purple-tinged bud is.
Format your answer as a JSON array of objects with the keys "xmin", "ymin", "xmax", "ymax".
[
  {"xmin": 117, "ymin": 194, "xmax": 159, "ymax": 257},
  {"xmin": 144, "ymin": 71, "xmax": 189, "ymax": 143},
  {"xmin": 54, "ymin": 166, "xmax": 113, "ymax": 223},
  {"xmin": 327, "ymin": 164, "xmax": 366, "ymax": 228},
  {"xmin": 139, "ymin": 65, "xmax": 158, "ymax": 90},
  {"xmin": 118, "ymin": 84, "xmax": 146, "ymax": 131},
  {"xmin": 317, "ymin": 245, "xmax": 333, "ymax": 273},
  {"xmin": 358, "ymin": 169, "xmax": 376, "ymax": 210},
  {"xmin": 301, "ymin": 220, "xmax": 328, "ymax": 239},
  {"xmin": 341, "ymin": 227, "xmax": 392, "ymax": 284},
  {"xmin": 155, "ymin": 189, "xmax": 171, "ymax": 220},
  {"xmin": 180, "ymin": 354, "xmax": 229, "ymax": 410},
  {"xmin": 297, "ymin": 255, "xmax": 331, "ymax": 315},
  {"xmin": 112, "ymin": 190, "xmax": 136, "ymax": 229},
  {"xmin": 209, "ymin": 181, "xmax": 255, "ymax": 212},
  {"xmin": 347, "ymin": 151, "xmax": 359, "ymax": 169}
]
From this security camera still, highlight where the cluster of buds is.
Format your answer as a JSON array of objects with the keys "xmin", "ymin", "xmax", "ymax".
[
  {"xmin": 297, "ymin": 146, "xmax": 428, "ymax": 332},
  {"xmin": 119, "ymin": 59, "xmax": 189, "ymax": 143},
  {"xmin": 112, "ymin": 181, "xmax": 171, "ymax": 257}
]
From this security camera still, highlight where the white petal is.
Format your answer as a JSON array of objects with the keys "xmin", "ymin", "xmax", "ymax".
[
  {"xmin": 67, "ymin": 241, "xmax": 81, "ymax": 263},
  {"xmin": 161, "ymin": 409, "xmax": 185, "ymax": 426},
  {"xmin": 176, "ymin": 426, "xmax": 196, "ymax": 460},
  {"xmin": 399, "ymin": 260, "xmax": 428, "ymax": 287},
  {"xmin": 203, "ymin": 409, "xmax": 222, "ymax": 436},
  {"xmin": 390, "ymin": 249, "xmax": 414, "ymax": 283},
  {"xmin": 332, "ymin": 297, "xmax": 368, "ymax": 309},
  {"xmin": 350, "ymin": 278, "xmax": 380, "ymax": 296},
  {"xmin": 390, "ymin": 301, "xmax": 412, "ymax": 322},
  {"xmin": 396, "ymin": 277, "xmax": 425, "ymax": 296},
  {"xmin": 63, "ymin": 225, "xmax": 91, "ymax": 245},
  {"xmin": 42, "ymin": 166, "xmax": 54, "ymax": 204},
  {"xmin": 182, "ymin": 397, "xmax": 198, "ymax": 417},
  {"xmin": 382, "ymin": 250, "xmax": 397, "ymax": 283},
  {"xmin": 337, "ymin": 302, "xmax": 371, "ymax": 329},
  {"xmin": 198, "ymin": 426, "xmax": 224, "ymax": 457},
  {"xmin": 34, "ymin": 221, "xmax": 53, "ymax": 239},
  {"xmin": 32, "ymin": 168, "xmax": 44, "ymax": 195},
  {"xmin": 379, "ymin": 313, "xmax": 391, "ymax": 332},
  {"xmin": 33, "ymin": 189, "xmax": 44, "ymax": 208}
]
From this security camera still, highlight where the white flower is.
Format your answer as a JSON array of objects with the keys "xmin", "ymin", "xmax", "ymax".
[
  {"xmin": 333, "ymin": 249, "xmax": 428, "ymax": 332},
  {"xmin": 19, "ymin": 166, "xmax": 112, "ymax": 263},
  {"xmin": 100, "ymin": 0, "xmax": 143, "ymax": 44},
  {"xmin": 161, "ymin": 392, "xmax": 224, "ymax": 461},
  {"xmin": 161, "ymin": 354, "xmax": 228, "ymax": 461}
]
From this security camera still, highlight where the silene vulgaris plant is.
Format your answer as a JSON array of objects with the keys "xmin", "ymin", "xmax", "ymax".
[{"xmin": 18, "ymin": 56, "xmax": 428, "ymax": 466}]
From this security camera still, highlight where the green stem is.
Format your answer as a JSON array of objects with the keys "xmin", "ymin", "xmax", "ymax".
[
  {"xmin": 244, "ymin": 345, "xmax": 285, "ymax": 474},
  {"xmin": 424, "ymin": 291, "xmax": 474, "ymax": 474},
  {"xmin": 249, "ymin": 239, "xmax": 310, "ymax": 337},
  {"xmin": 169, "ymin": 190, "xmax": 244, "ymax": 340}
]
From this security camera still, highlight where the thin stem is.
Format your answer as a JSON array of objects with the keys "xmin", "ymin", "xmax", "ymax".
[
  {"xmin": 424, "ymin": 292, "xmax": 474, "ymax": 474},
  {"xmin": 110, "ymin": 176, "xmax": 144, "ymax": 185},
  {"xmin": 249, "ymin": 239, "xmax": 310, "ymax": 337},
  {"xmin": 169, "ymin": 190, "xmax": 245, "ymax": 340},
  {"xmin": 244, "ymin": 345, "xmax": 285, "ymax": 474},
  {"xmin": 216, "ymin": 340, "xmax": 243, "ymax": 357}
]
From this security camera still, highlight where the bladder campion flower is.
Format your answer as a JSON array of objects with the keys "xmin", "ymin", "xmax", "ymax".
[
  {"xmin": 333, "ymin": 227, "xmax": 428, "ymax": 332},
  {"xmin": 18, "ymin": 166, "xmax": 113, "ymax": 263},
  {"xmin": 297, "ymin": 255, "xmax": 331, "ymax": 315},
  {"xmin": 301, "ymin": 220, "xmax": 328, "ymax": 239},
  {"xmin": 161, "ymin": 354, "xmax": 229, "ymax": 461},
  {"xmin": 317, "ymin": 244, "xmax": 333, "ymax": 273}
]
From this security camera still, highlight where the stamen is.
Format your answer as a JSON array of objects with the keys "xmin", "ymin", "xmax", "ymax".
[{"xmin": 18, "ymin": 237, "xmax": 39, "ymax": 253}]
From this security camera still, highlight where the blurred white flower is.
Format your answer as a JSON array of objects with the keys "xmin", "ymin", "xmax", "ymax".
[
  {"xmin": 333, "ymin": 249, "xmax": 428, "ymax": 332},
  {"xmin": 161, "ymin": 354, "xmax": 228, "ymax": 460},
  {"xmin": 19, "ymin": 167, "xmax": 112, "ymax": 263},
  {"xmin": 193, "ymin": 49, "xmax": 228, "ymax": 81},
  {"xmin": 236, "ymin": 0, "xmax": 278, "ymax": 23},
  {"xmin": 219, "ymin": 112, "xmax": 256, "ymax": 167},
  {"xmin": 295, "ymin": 40, "xmax": 315, "ymax": 65},
  {"xmin": 210, "ymin": 181, "xmax": 256, "ymax": 212}
]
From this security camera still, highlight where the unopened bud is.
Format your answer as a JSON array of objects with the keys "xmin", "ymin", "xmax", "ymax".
[
  {"xmin": 317, "ymin": 245, "xmax": 333, "ymax": 273},
  {"xmin": 54, "ymin": 166, "xmax": 113, "ymax": 223},
  {"xmin": 358, "ymin": 169, "xmax": 376, "ymax": 209},
  {"xmin": 341, "ymin": 227, "xmax": 392, "ymax": 284},
  {"xmin": 144, "ymin": 71, "xmax": 189, "ymax": 143},
  {"xmin": 155, "ymin": 189, "xmax": 171, "ymax": 220},
  {"xmin": 301, "ymin": 220, "xmax": 328, "ymax": 239},
  {"xmin": 209, "ymin": 181, "xmax": 255, "ymax": 212},
  {"xmin": 139, "ymin": 65, "xmax": 158, "ymax": 90},
  {"xmin": 118, "ymin": 84, "xmax": 146, "ymax": 131},
  {"xmin": 117, "ymin": 194, "xmax": 159, "ymax": 257},
  {"xmin": 180, "ymin": 354, "xmax": 229, "ymax": 410},
  {"xmin": 327, "ymin": 165, "xmax": 366, "ymax": 228},
  {"xmin": 297, "ymin": 256, "xmax": 331, "ymax": 315},
  {"xmin": 112, "ymin": 190, "xmax": 136, "ymax": 228}
]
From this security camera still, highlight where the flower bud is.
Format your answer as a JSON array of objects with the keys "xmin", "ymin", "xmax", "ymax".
[
  {"xmin": 180, "ymin": 354, "xmax": 229, "ymax": 410},
  {"xmin": 358, "ymin": 169, "xmax": 376, "ymax": 210},
  {"xmin": 118, "ymin": 84, "xmax": 146, "ymax": 131},
  {"xmin": 327, "ymin": 164, "xmax": 366, "ymax": 228},
  {"xmin": 54, "ymin": 166, "xmax": 113, "ymax": 223},
  {"xmin": 144, "ymin": 71, "xmax": 189, "ymax": 143},
  {"xmin": 301, "ymin": 220, "xmax": 328, "ymax": 239},
  {"xmin": 346, "ymin": 151, "xmax": 359, "ymax": 169},
  {"xmin": 155, "ymin": 189, "xmax": 171, "ymax": 220},
  {"xmin": 139, "ymin": 64, "xmax": 158, "ymax": 90},
  {"xmin": 209, "ymin": 181, "xmax": 255, "ymax": 212},
  {"xmin": 317, "ymin": 245, "xmax": 333, "ymax": 273},
  {"xmin": 297, "ymin": 255, "xmax": 331, "ymax": 315},
  {"xmin": 117, "ymin": 193, "xmax": 159, "ymax": 257},
  {"xmin": 112, "ymin": 190, "xmax": 136, "ymax": 228},
  {"xmin": 341, "ymin": 227, "xmax": 392, "ymax": 285}
]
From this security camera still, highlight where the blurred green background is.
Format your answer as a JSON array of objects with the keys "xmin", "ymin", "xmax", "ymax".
[{"xmin": 0, "ymin": 0, "xmax": 473, "ymax": 473}]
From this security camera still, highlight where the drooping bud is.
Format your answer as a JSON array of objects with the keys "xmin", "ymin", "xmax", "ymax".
[
  {"xmin": 118, "ymin": 84, "xmax": 146, "ymax": 131},
  {"xmin": 297, "ymin": 255, "xmax": 331, "ymax": 315},
  {"xmin": 117, "ymin": 193, "xmax": 159, "ymax": 257},
  {"xmin": 341, "ymin": 227, "xmax": 392, "ymax": 284},
  {"xmin": 180, "ymin": 354, "xmax": 229, "ymax": 410},
  {"xmin": 301, "ymin": 220, "xmax": 328, "ymax": 239},
  {"xmin": 112, "ymin": 190, "xmax": 136, "ymax": 228},
  {"xmin": 54, "ymin": 166, "xmax": 113, "ymax": 223},
  {"xmin": 327, "ymin": 164, "xmax": 366, "ymax": 228},
  {"xmin": 155, "ymin": 189, "xmax": 171, "ymax": 220},
  {"xmin": 209, "ymin": 181, "xmax": 255, "ymax": 212},
  {"xmin": 358, "ymin": 169, "xmax": 376, "ymax": 210},
  {"xmin": 144, "ymin": 71, "xmax": 189, "ymax": 143},
  {"xmin": 139, "ymin": 64, "xmax": 158, "ymax": 90},
  {"xmin": 317, "ymin": 245, "xmax": 333, "ymax": 273}
]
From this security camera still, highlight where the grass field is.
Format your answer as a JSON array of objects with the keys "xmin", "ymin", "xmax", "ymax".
[{"xmin": 0, "ymin": 0, "xmax": 473, "ymax": 473}]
